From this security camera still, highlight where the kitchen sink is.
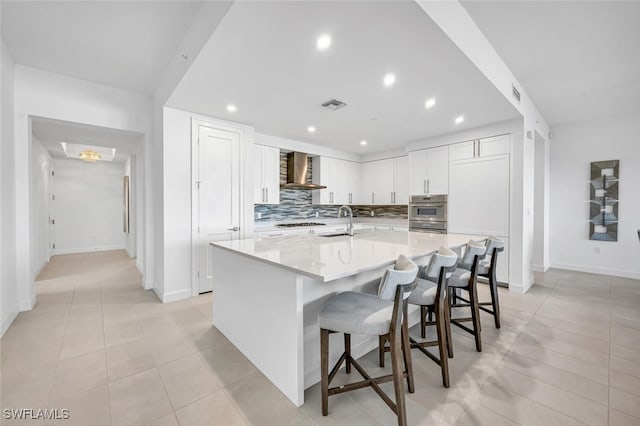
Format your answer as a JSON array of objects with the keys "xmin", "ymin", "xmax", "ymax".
[{"xmin": 318, "ymin": 231, "xmax": 358, "ymax": 237}]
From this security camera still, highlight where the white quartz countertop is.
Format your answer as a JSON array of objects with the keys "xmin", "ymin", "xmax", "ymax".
[{"xmin": 210, "ymin": 230, "xmax": 482, "ymax": 282}]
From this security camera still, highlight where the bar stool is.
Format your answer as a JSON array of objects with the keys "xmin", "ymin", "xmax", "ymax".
[
  {"xmin": 477, "ymin": 237, "xmax": 505, "ymax": 329},
  {"xmin": 448, "ymin": 240, "xmax": 487, "ymax": 352},
  {"xmin": 380, "ymin": 248, "xmax": 458, "ymax": 388},
  {"xmin": 319, "ymin": 254, "xmax": 418, "ymax": 426}
]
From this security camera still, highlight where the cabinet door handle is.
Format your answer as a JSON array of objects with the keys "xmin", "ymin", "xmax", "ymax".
[
  {"xmin": 265, "ymin": 187, "xmax": 269, "ymax": 202},
  {"xmin": 477, "ymin": 140, "xmax": 481, "ymax": 157},
  {"xmin": 227, "ymin": 227, "xmax": 239, "ymax": 232},
  {"xmin": 424, "ymin": 179, "xmax": 427, "ymax": 194},
  {"xmin": 427, "ymin": 179, "xmax": 430, "ymax": 194},
  {"xmin": 372, "ymin": 193, "xmax": 375, "ymax": 204}
]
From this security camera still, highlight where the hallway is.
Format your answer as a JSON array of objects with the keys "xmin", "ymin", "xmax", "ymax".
[{"xmin": 1, "ymin": 251, "xmax": 640, "ymax": 425}]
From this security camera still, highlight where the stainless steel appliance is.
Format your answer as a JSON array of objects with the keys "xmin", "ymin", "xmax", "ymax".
[{"xmin": 409, "ymin": 194, "xmax": 447, "ymax": 234}]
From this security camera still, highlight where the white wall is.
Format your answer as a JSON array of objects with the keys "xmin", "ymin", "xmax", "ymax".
[
  {"xmin": 53, "ymin": 159, "xmax": 126, "ymax": 255},
  {"xmin": 13, "ymin": 66, "xmax": 152, "ymax": 309},
  {"xmin": 30, "ymin": 136, "xmax": 52, "ymax": 278},
  {"xmin": 550, "ymin": 112, "xmax": 640, "ymax": 279},
  {"xmin": 1, "ymin": 37, "xmax": 19, "ymax": 336}
]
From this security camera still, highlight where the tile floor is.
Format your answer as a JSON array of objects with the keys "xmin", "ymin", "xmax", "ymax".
[{"xmin": 1, "ymin": 250, "xmax": 639, "ymax": 425}]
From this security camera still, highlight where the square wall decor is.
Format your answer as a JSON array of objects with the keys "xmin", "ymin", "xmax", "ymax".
[{"xmin": 589, "ymin": 160, "xmax": 619, "ymax": 241}]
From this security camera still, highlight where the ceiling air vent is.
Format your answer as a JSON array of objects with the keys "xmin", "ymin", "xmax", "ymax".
[
  {"xmin": 512, "ymin": 84, "xmax": 521, "ymax": 103},
  {"xmin": 321, "ymin": 98, "xmax": 347, "ymax": 111}
]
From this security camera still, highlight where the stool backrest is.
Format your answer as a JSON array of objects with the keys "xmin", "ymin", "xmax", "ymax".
[
  {"xmin": 420, "ymin": 247, "xmax": 458, "ymax": 283},
  {"xmin": 461, "ymin": 240, "xmax": 487, "ymax": 266},
  {"xmin": 484, "ymin": 237, "xmax": 505, "ymax": 272},
  {"xmin": 377, "ymin": 254, "xmax": 419, "ymax": 301}
]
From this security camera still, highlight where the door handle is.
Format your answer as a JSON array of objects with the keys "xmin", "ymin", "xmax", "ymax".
[{"xmin": 227, "ymin": 227, "xmax": 239, "ymax": 232}]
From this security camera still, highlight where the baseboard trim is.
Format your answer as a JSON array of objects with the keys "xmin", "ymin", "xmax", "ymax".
[
  {"xmin": 533, "ymin": 264, "xmax": 549, "ymax": 273},
  {"xmin": 143, "ymin": 278, "xmax": 153, "ymax": 290},
  {"xmin": 54, "ymin": 245, "xmax": 126, "ymax": 255},
  {"xmin": 551, "ymin": 262, "xmax": 640, "ymax": 280},
  {"xmin": 18, "ymin": 293, "xmax": 36, "ymax": 311},
  {"xmin": 32, "ymin": 258, "xmax": 49, "ymax": 280},
  {"xmin": 1, "ymin": 310, "xmax": 19, "ymax": 337},
  {"xmin": 162, "ymin": 289, "xmax": 192, "ymax": 303},
  {"xmin": 151, "ymin": 287, "xmax": 191, "ymax": 303}
]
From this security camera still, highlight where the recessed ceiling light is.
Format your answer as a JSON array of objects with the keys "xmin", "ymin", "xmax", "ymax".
[
  {"xmin": 455, "ymin": 115, "xmax": 464, "ymax": 125},
  {"xmin": 226, "ymin": 104, "xmax": 237, "ymax": 112},
  {"xmin": 307, "ymin": 126, "xmax": 316, "ymax": 133},
  {"xmin": 383, "ymin": 73, "xmax": 396, "ymax": 87},
  {"xmin": 360, "ymin": 140, "xmax": 368, "ymax": 146},
  {"xmin": 425, "ymin": 98, "xmax": 436, "ymax": 109},
  {"xmin": 316, "ymin": 34, "xmax": 332, "ymax": 51}
]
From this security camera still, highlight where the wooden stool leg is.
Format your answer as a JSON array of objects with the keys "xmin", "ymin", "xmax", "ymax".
[
  {"xmin": 321, "ymin": 328, "xmax": 329, "ymax": 416},
  {"xmin": 490, "ymin": 275, "xmax": 501, "ymax": 329},
  {"xmin": 444, "ymin": 296, "xmax": 454, "ymax": 358},
  {"xmin": 435, "ymin": 305, "xmax": 450, "ymax": 388},
  {"xmin": 420, "ymin": 305, "xmax": 427, "ymax": 339},
  {"xmin": 344, "ymin": 334, "xmax": 352, "ymax": 374},
  {"xmin": 378, "ymin": 335, "xmax": 386, "ymax": 368},
  {"xmin": 390, "ymin": 329, "xmax": 408, "ymax": 426},
  {"xmin": 401, "ymin": 304, "xmax": 414, "ymax": 393},
  {"xmin": 469, "ymin": 283, "xmax": 482, "ymax": 352}
]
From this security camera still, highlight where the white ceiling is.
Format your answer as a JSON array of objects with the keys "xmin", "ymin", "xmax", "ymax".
[
  {"xmin": 462, "ymin": 1, "xmax": 640, "ymax": 126},
  {"xmin": 32, "ymin": 117, "xmax": 143, "ymax": 163},
  {"xmin": 1, "ymin": 1, "xmax": 205, "ymax": 95},
  {"xmin": 167, "ymin": 1, "xmax": 520, "ymax": 154}
]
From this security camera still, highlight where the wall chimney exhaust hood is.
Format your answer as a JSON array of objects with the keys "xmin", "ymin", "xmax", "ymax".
[{"xmin": 281, "ymin": 152, "xmax": 326, "ymax": 190}]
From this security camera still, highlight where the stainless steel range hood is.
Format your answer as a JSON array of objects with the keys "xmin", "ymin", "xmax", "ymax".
[{"xmin": 280, "ymin": 152, "xmax": 326, "ymax": 190}]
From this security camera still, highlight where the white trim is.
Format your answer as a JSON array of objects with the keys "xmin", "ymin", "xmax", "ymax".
[
  {"xmin": 551, "ymin": 263, "xmax": 640, "ymax": 280},
  {"xmin": 508, "ymin": 283, "xmax": 525, "ymax": 294},
  {"xmin": 153, "ymin": 287, "xmax": 191, "ymax": 304},
  {"xmin": 32, "ymin": 258, "xmax": 49, "ymax": 280},
  {"xmin": 1, "ymin": 310, "xmax": 19, "ymax": 337},
  {"xmin": 19, "ymin": 293, "xmax": 36, "ymax": 311},
  {"xmin": 142, "ymin": 278, "xmax": 153, "ymax": 290},
  {"xmin": 533, "ymin": 264, "xmax": 549, "ymax": 273},
  {"xmin": 136, "ymin": 259, "xmax": 143, "ymax": 275},
  {"xmin": 54, "ymin": 245, "xmax": 126, "ymax": 255}
]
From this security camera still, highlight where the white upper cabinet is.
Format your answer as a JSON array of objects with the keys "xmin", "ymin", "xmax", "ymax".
[
  {"xmin": 254, "ymin": 145, "xmax": 280, "ymax": 204},
  {"xmin": 312, "ymin": 157, "xmax": 360, "ymax": 205},
  {"xmin": 408, "ymin": 145, "xmax": 449, "ymax": 195},
  {"xmin": 449, "ymin": 134, "xmax": 510, "ymax": 162},
  {"xmin": 360, "ymin": 157, "xmax": 408, "ymax": 205}
]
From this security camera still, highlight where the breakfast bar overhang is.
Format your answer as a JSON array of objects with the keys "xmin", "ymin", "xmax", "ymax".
[{"xmin": 210, "ymin": 230, "xmax": 481, "ymax": 406}]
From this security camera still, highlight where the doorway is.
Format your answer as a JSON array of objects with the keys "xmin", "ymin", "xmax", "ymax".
[{"xmin": 192, "ymin": 121, "xmax": 242, "ymax": 294}]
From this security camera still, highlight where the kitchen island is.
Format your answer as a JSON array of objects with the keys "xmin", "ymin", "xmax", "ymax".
[{"xmin": 210, "ymin": 229, "xmax": 481, "ymax": 406}]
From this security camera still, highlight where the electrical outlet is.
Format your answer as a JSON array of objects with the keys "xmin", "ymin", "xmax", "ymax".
[
  {"xmin": 257, "ymin": 212, "xmax": 262, "ymax": 219},
  {"xmin": 370, "ymin": 211, "xmax": 374, "ymax": 217},
  {"xmin": 593, "ymin": 247, "xmax": 602, "ymax": 255},
  {"xmin": 315, "ymin": 211, "xmax": 319, "ymax": 218}
]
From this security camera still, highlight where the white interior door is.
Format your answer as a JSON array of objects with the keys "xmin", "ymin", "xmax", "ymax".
[{"xmin": 196, "ymin": 125, "xmax": 241, "ymax": 293}]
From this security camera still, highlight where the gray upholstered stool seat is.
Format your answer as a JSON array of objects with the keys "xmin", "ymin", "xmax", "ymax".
[
  {"xmin": 319, "ymin": 292, "xmax": 394, "ymax": 336},
  {"xmin": 408, "ymin": 278, "xmax": 437, "ymax": 306},
  {"xmin": 448, "ymin": 269, "xmax": 471, "ymax": 288}
]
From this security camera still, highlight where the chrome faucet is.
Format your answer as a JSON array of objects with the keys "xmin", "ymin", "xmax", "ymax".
[{"xmin": 338, "ymin": 205, "xmax": 354, "ymax": 236}]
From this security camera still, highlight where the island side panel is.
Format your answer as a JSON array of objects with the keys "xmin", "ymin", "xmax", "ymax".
[{"xmin": 211, "ymin": 246, "xmax": 305, "ymax": 406}]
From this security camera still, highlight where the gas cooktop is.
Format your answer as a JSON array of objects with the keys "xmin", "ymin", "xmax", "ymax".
[{"xmin": 276, "ymin": 222, "xmax": 327, "ymax": 228}]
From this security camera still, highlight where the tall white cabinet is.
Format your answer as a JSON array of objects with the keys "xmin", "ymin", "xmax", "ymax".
[
  {"xmin": 254, "ymin": 145, "xmax": 280, "ymax": 204},
  {"xmin": 448, "ymin": 134, "xmax": 511, "ymax": 283},
  {"xmin": 360, "ymin": 156, "xmax": 408, "ymax": 205},
  {"xmin": 408, "ymin": 145, "xmax": 449, "ymax": 195}
]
